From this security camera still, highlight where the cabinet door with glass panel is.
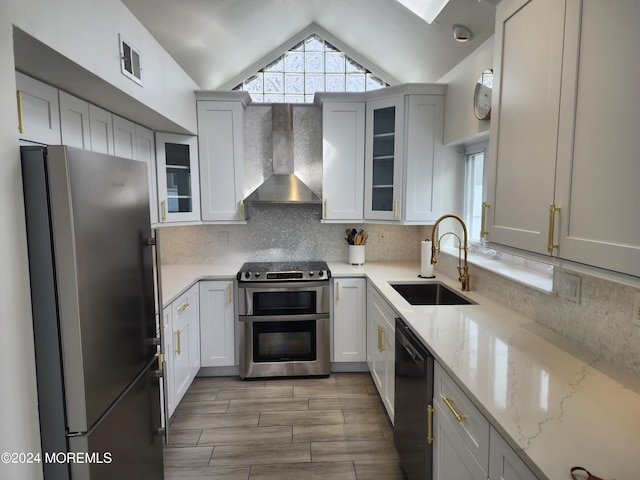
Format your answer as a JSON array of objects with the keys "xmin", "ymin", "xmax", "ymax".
[
  {"xmin": 156, "ymin": 133, "xmax": 200, "ymax": 223},
  {"xmin": 364, "ymin": 96, "xmax": 404, "ymax": 221}
]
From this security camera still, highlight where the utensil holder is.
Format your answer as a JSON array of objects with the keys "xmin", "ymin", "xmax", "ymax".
[{"xmin": 348, "ymin": 245, "xmax": 365, "ymax": 265}]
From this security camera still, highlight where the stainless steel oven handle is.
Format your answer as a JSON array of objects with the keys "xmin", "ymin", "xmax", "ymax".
[
  {"xmin": 237, "ymin": 281, "xmax": 330, "ymax": 290},
  {"xmin": 238, "ymin": 313, "xmax": 330, "ymax": 322}
]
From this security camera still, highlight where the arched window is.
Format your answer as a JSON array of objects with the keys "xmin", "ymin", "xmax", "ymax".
[{"xmin": 233, "ymin": 34, "xmax": 389, "ymax": 103}]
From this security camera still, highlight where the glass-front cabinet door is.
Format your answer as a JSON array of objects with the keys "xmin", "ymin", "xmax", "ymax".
[
  {"xmin": 365, "ymin": 96, "xmax": 404, "ymax": 221},
  {"xmin": 156, "ymin": 133, "xmax": 200, "ymax": 223}
]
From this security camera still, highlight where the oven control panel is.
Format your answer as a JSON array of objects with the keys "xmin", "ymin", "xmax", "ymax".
[{"xmin": 237, "ymin": 261, "xmax": 331, "ymax": 282}]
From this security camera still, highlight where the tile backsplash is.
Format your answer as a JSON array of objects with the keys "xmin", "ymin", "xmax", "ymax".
[
  {"xmin": 159, "ymin": 204, "xmax": 423, "ymax": 265},
  {"xmin": 435, "ymin": 251, "xmax": 640, "ymax": 377}
]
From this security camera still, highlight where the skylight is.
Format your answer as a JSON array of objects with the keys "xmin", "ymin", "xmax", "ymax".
[
  {"xmin": 395, "ymin": 0, "xmax": 450, "ymax": 24},
  {"xmin": 232, "ymin": 34, "xmax": 389, "ymax": 103}
]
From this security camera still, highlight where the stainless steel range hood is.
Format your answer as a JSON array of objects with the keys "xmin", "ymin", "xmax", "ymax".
[{"xmin": 244, "ymin": 104, "xmax": 321, "ymax": 204}]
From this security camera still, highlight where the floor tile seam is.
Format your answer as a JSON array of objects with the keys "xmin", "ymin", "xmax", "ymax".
[{"xmin": 196, "ymin": 426, "xmax": 294, "ymax": 447}]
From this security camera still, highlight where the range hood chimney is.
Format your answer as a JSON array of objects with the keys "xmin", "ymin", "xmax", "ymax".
[{"xmin": 243, "ymin": 104, "xmax": 321, "ymax": 204}]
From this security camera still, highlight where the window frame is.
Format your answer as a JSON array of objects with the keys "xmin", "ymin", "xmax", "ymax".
[{"xmin": 463, "ymin": 140, "xmax": 489, "ymax": 247}]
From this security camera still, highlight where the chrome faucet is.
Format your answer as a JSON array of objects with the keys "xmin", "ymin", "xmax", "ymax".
[{"xmin": 430, "ymin": 214, "xmax": 470, "ymax": 291}]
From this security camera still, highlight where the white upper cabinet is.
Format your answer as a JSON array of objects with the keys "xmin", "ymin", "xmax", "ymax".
[
  {"xmin": 364, "ymin": 85, "xmax": 449, "ymax": 223},
  {"xmin": 134, "ymin": 125, "xmax": 158, "ymax": 225},
  {"xmin": 553, "ymin": 0, "xmax": 640, "ymax": 277},
  {"xmin": 403, "ymin": 94, "xmax": 446, "ymax": 222},
  {"xmin": 113, "ymin": 115, "xmax": 137, "ymax": 160},
  {"xmin": 487, "ymin": 0, "xmax": 639, "ymax": 277},
  {"xmin": 196, "ymin": 92, "xmax": 248, "ymax": 222},
  {"xmin": 319, "ymin": 96, "xmax": 366, "ymax": 221},
  {"xmin": 156, "ymin": 132, "xmax": 200, "ymax": 223},
  {"xmin": 487, "ymin": 0, "xmax": 566, "ymax": 254},
  {"xmin": 365, "ymin": 95, "xmax": 405, "ymax": 221},
  {"xmin": 88, "ymin": 104, "xmax": 115, "ymax": 155},
  {"xmin": 16, "ymin": 71, "xmax": 61, "ymax": 145},
  {"xmin": 59, "ymin": 91, "xmax": 91, "ymax": 150}
]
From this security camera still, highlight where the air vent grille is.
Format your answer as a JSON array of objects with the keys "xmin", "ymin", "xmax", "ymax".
[{"xmin": 119, "ymin": 35, "xmax": 142, "ymax": 85}]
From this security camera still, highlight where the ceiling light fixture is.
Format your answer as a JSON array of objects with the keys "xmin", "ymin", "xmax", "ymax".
[
  {"xmin": 395, "ymin": 0, "xmax": 451, "ymax": 24},
  {"xmin": 453, "ymin": 24, "xmax": 472, "ymax": 42}
]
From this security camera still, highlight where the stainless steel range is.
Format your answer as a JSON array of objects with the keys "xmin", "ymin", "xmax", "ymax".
[{"xmin": 237, "ymin": 261, "xmax": 331, "ymax": 379}]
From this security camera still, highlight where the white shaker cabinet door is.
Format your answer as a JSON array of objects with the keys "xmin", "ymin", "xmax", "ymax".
[
  {"xmin": 88, "ymin": 104, "xmax": 115, "ymax": 155},
  {"xmin": 197, "ymin": 99, "xmax": 246, "ymax": 222},
  {"xmin": 59, "ymin": 91, "xmax": 91, "ymax": 150},
  {"xmin": 554, "ymin": 0, "xmax": 640, "ymax": 277},
  {"xmin": 486, "ymin": 0, "xmax": 566, "ymax": 254},
  {"xmin": 113, "ymin": 115, "xmax": 136, "ymax": 160},
  {"xmin": 16, "ymin": 72, "xmax": 61, "ymax": 145},
  {"xmin": 199, "ymin": 280, "xmax": 235, "ymax": 367},
  {"xmin": 322, "ymin": 101, "xmax": 365, "ymax": 221},
  {"xmin": 333, "ymin": 278, "xmax": 367, "ymax": 362}
]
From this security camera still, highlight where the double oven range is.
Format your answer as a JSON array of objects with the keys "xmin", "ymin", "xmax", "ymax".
[{"xmin": 237, "ymin": 261, "xmax": 331, "ymax": 379}]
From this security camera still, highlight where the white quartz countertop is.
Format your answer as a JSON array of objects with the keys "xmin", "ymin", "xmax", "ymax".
[{"xmin": 161, "ymin": 262, "xmax": 640, "ymax": 480}]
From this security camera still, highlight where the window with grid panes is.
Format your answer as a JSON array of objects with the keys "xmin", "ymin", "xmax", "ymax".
[{"xmin": 233, "ymin": 34, "xmax": 389, "ymax": 103}]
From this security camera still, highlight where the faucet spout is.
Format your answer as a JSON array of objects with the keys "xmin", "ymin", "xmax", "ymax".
[{"xmin": 430, "ymin": 214, "xmax": 470, "ymax": 291}]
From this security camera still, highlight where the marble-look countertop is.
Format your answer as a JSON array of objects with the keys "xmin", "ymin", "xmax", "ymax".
[{"xmin": 161, "ymin": 262, "xmax": 640, "ymax": 480}]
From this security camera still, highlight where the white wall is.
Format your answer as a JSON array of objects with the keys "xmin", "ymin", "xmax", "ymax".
[
  {"xmin": 0, "ymin": 1, "xmax": 198, "ymax": 478},
  {"xmin": 439, "ymin": 36, "xmax": 494, "ymax": 145}
]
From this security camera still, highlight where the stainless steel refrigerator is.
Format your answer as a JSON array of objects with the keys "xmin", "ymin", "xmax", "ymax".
[{"xmin": 21, "ymin": 145, "xmax": 164, "ymax": 480}]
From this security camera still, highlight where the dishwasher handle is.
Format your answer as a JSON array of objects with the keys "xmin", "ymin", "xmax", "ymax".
[
  {"xmin": 400, "ymin": 335, "xmax": 424, "ymax": 363},
  {"xmin": 396, "ymin": 318, "xmax": 425, "ymax": 364}
]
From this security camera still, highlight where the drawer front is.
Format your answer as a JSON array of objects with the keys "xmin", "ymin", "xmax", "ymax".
[
  {"xmin": 172, "ymin": 285, "xmax": 198, "ymax": 321},
  {"xmin": 434, "ymin": 361, "xmax": 490, "ymax": 471}
]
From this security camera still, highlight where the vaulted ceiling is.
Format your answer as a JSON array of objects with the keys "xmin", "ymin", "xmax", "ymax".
[{"xmin": 121, "ymin": 0, "xmax": 497, "ymax": 90}]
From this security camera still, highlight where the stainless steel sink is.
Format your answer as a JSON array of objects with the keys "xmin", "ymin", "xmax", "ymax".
[{"xmin": 390, "ymin": 282, "xmax": 475, "ymax": 305}]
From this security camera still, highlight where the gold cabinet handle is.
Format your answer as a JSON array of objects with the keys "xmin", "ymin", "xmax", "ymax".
[
  {"xmin": 393, "ymin": 198, "xmax": 399, "ymax": 219},
  {"xmin": 227, "ymin": 283, "xmax": 232, "ymax": 304},
  {"xmin": 335, "ymin": 281, "xmax": 340, "ymax": 302},
  {"xmin": 481, "ymin": 201, "xmax": 490, "ymax": 238},
  {"xmin": 161, "ymin": 200, "xmax": 167, "ymax": 222},
  {"xmin": 175, "ymin": 330, "xmax": 181, "ymax": 355},
  {"xmin": 547, "ymin": 203, "xmax": 561, "ymax": 253},
  {"xmin": 238, "ymin": 200, "xmax": 244, "ymax": 219},
  {"xmin": 377, "ymin": 325, "xmax": 385, "ymax": 352},
  {"xmin": 17, "ymin": 91, "xmax": 25, "ymax": 134},
  {"xmin": 427, "ymin": 404, "xmax": 435, "ymax": 444},
  {"xmin": 177, "ymin": 302, "xmax": 189, "ymax": 313},
  {"xmin": 442, "ymin": 395, "xmax": 466, "ymax": 423},
  {"xmin": 324, "ymin": 199, "xmax": 328, "ymax": 218}
]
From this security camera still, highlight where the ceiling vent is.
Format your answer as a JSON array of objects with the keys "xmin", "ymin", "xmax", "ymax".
[{"xmin": 119, "ymin": 34, "xmax": 142, "ymax": 85}]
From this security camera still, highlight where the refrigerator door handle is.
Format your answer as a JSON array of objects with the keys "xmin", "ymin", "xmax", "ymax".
[{"xmin": 147, "ymin": 228, "xmax": 170, "ymax": 445}]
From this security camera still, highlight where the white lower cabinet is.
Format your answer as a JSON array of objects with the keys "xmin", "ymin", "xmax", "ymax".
[
  {"xmin": 489, "ymin": 426, "xmax": 538, "ymax": 480},
  {"xmin": 165, "ymin": 284, "xmax": 200, "ymax": 418},
  {"xmin": 199, "ymin": 280, "xmax": 235, "ymax": 367},
  {"xmin": 162, "ymin": 307, "xmax": 174, "ymax": 418},
  {"xmin": 433, "ymin": 361, "xmax": 489, "ymax": 479},
  {"xmin": 333, "ymin": 278, "xmax": 367, "ymax": 362},
  {"xmin": 432, "ymin": 361, "xmax": 539, "ymax": 480},
  {"xmin": 366, "ymin": 283, "xmax": 395, "ymax": 422},
  {"xmin": 433, "ymin": 405, "xmax": 487, "ymax": 480}
]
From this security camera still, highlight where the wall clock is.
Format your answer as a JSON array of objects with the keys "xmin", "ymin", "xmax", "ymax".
[{"xmin": 473, "ymin": 69, "xmax": 493, "ymax": 120}]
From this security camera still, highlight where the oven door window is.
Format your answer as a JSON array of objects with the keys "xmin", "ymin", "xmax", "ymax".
[
  {"xmin": 253, "ymin": 320, "xmax": 317, "ymax": 363},
  {"xmin": 253, "ymin": 291, "xmax": 316, "ymax": 316}
]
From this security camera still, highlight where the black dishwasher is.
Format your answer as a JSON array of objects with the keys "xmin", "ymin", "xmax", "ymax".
[{"xmin": 395, "ymin": 317, "xmax": 434, "ymax": 480}]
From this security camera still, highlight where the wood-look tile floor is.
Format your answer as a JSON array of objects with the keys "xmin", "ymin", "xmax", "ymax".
[{"xmin": 163, "ymin": 373, "xmax": 405, "ymax": 480}]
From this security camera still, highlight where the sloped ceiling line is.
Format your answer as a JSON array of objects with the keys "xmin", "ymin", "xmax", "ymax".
[{"xmin": 218, "ymin": 23, "xmax": 400, "ymax": 91}]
